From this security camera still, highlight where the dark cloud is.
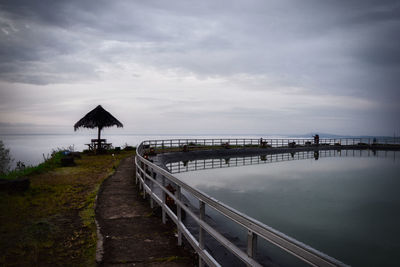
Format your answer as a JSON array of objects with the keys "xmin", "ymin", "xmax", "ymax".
[
  {"xmin": 0, "ymin": 0, "xmax": 101, "ymax": 27},
  {"xmin": 355, "ymin": 26, "xmax": 400, "ymax": 68},
  {"xmin": 1, "ymin": 0, "xmax": 399, "ymax": 79},
  {"xmin": 346, "ymin": 1, "xmax": 400, "ymax": 25}
]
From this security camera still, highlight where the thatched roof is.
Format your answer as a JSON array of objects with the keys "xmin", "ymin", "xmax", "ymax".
[{"xmin": 74, "ymin": 105, "xmax": 123, "ymax": 131}]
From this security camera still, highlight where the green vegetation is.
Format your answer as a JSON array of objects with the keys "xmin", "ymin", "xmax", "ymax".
[
  {"xmin": 0, "ymin": 140, "xmax": 13, "ymax": 176},
  {"xmin": 0, "ymin": 149, "xmax": 135, "ymax": 266},
  {"xmin": 1, "ymin": 151, "xmax": 64, "ymax": 180}
]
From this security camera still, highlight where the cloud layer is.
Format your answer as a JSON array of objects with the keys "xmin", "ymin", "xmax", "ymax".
[{"xmin": 0, "ymin": 0, "xmax": 399, "ymax": 135}]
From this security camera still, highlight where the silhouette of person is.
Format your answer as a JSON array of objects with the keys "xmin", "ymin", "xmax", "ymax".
[{"xmin": 314, "ymin": 134, "xmax": 319, "ymax": 145}]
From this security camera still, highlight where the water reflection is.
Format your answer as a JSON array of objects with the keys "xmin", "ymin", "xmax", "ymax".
[
  {"xmin": 168, "ymin": 149, "xmax": 397, "ymax": 174},
  {"xmin": 174, "ymin": 150, "xmax": 400, "ymax": 267}
]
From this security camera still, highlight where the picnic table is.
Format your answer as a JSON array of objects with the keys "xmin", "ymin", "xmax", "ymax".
[{"xmin": 86, "ymin": 139, "xmax": 112, "ymax": 151}]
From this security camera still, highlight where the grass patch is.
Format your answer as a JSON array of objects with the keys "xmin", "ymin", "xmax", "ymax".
[
  {"xmin": 78, "ymin": 183, "xmax": 102, "ymax": 266},
  {"xmin": 2, "ymin": 151, "xmax": 64, "ymax": 180},
  {"xmin": 0, "ymin": 150, "xmax": 135, "ymax": 266}
]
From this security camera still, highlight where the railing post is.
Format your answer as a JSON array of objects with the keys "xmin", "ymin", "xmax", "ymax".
[
  {"xmin": 139, "ymin": 164, "xmax": 144, "ymax": 190},
  {"xmin": 247, "ymin": 230, "xmax": 258, "ymax": 260},
  {"xmin": 199, "ymin": 200, "xmax": 205, "ymax": 267},
  {"xmin": 150, "ymin": 169, "xmax": 155, "ymax": 208},
  {"xmin": 139, "ymin": 169, "xmax": 143, "ymax": 190},
  {"xmin": 143, "ymin": 166, "xmax": 146, "ymax": 199},
  {"xmin": 135, "ymin": 159, "xmax": 138, "ymax": 185},
  {"xmin": 162, "ymin": 175, "xmax": 167, "ymax": 224},
  {"xmin": 176, "ymin": 186, "xmax": 182, "ymax": 246}
]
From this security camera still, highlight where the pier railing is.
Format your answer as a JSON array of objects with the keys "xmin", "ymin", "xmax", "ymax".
[
  {"xmin": 134, "ymin": 138, "xmax": 371, "ymax": 266},
  {"xmin": 140, "ymin": 137, "xmax": 400, "ymax": 154}
]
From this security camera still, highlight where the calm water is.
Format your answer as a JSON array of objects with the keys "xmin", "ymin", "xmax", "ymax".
[
  {"xmin": 0, "ymin": 134, "xmax": 273, "ymax": 167},
  {"xmin": 0, "ymin": 133, "xmax": 140, "ymax": 167},
  {"xmin": 174, "ymin": 150, "xmax": 400, "ymax": 267}
]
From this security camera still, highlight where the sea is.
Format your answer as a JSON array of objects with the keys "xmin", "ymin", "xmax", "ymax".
[{"xmin": 0, "ymin": 133, "xmax": 281, "ymax": 168}]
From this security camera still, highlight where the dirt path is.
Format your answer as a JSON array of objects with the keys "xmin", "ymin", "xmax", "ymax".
[{"xmin": 95, "ymin": 156, "xmax": 195, "ymax": 266}]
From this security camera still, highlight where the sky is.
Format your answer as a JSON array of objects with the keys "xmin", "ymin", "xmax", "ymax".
[{"xmin": 0, "ymin": 0, "xmax": 399, "ymax": 136}]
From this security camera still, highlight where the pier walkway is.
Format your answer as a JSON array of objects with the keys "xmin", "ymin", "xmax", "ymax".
[{"xmin": 95, "ymin": 156, "xmax": 194, "ymax": 266}]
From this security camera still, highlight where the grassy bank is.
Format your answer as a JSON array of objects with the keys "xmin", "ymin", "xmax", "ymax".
[
  {"xmin": 2, "ymin": 151, "xmax": 65, "ymax": 180},
  {"xmin": 0, "ymin": 150, "xmax": 135, "ymax": 266}
]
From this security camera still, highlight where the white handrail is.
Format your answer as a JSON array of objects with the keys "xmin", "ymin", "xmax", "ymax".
[{"xmin": 141, "ymin": 137, "xmax": 400, "ymax": 152}]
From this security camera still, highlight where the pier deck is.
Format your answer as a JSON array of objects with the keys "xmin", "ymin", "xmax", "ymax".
[{"xmin": 95, "ymin": 156, "xmax": 194, "ymax": 266}]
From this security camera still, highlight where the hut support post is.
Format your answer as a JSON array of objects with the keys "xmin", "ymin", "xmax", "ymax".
[{"xmin": 97, "ymin": 127, "xmax": 102, "ymax": 153}]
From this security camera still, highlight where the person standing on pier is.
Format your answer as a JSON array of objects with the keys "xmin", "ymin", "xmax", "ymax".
[{"xmin": 314, "ymin": 134, "xmax": 319, "ymax": 145}]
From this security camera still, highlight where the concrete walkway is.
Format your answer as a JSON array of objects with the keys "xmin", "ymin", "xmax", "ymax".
[{"xmin": 95, "ymin": 156, "xmax": 195, "ymax": 266}]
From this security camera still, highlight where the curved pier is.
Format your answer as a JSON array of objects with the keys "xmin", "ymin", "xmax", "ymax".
[{"xmin": 135, "ymin": 137, "xmax": 399, "ymax": 266}]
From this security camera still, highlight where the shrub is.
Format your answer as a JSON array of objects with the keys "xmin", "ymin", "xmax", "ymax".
[{"xmin": 0, "ymin": 140, "xmax": 13, "ymax": 176}]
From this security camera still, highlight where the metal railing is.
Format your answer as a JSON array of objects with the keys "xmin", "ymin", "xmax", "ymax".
[
  {"xmin": 134, "ymin": 138, "xmax": 372, "ymax": 266},
  {"xmin": 141, "ymin": 137, "xmax": 400, "ymax": 154}
]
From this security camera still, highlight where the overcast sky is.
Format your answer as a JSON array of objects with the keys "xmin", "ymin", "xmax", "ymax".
[{"xmin": 0, "ymin": 0, "xmax": 399, "ymax": 136}]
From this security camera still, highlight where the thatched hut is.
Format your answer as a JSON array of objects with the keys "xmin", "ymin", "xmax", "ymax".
[{"xmin": 74, "ymin": 105, "xmax": 123, "ymax": 150}]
